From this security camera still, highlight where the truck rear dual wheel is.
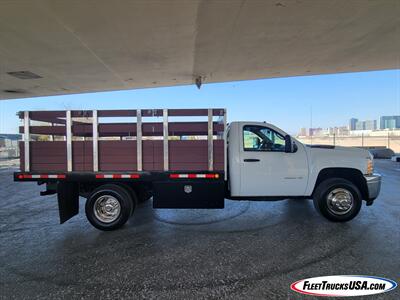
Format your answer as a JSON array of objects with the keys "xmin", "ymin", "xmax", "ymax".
[
  {"xmin": 85, "ymin": 184, "xmax": 135, "ymax": 231},
  {"xmin": 313, "ymin": 178, "xmax": 362, "ymax": 222}
]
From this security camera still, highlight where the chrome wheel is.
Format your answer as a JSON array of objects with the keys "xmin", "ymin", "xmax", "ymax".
[
  {"xmin": 93, "ymin": 195, "xmax": 121, "ymax": 223},
  {"xmin": 327, "ymin": 188, "xmax": 354, "ymax": 215}
]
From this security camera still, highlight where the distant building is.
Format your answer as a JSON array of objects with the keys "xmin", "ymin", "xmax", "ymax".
[
  {"xmin": 0, "ymin": 134, "xmax": 21, "ymax": 159},
  {"xmin": 327, "ymin": 127, "xmax": 334, "ymax": 135},
  {"xmin": 364, "ymin": 120, "xmax": 377, "ymax": 130},
  {"xmin": 325, "ymin": 126, "xmax": 350, "ymax": 136},
  {"xmin": 336, "ymin": 126, "xmax": 350, "ymax": 136},
  {"xmin": 354, "ymin": 119, "xmax": 377, "ymax": 131},
  {"xmin": 309, "ymin": 127, "xmax": 323, "ymax": 136},
  {"xmin": 380, "ymin": 116, "xmax": 400, "ymax": 129},
  {"xmin": 299, "ymin": 127, "xmax": 307, "ymax": 136},
  {"xmin": 355, "ymin": 121, "xmax": 364, "ymax": 130},
  {"xmin": 349, "ymin": 118, "xmax": 358, "ymax": 130}
]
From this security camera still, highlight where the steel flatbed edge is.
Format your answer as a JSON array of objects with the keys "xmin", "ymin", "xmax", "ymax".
[{"xmin": 14, "ymin": 171, "xmax": 224, "ymax": 183}]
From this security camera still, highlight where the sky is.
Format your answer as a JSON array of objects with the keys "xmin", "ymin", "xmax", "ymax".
[{"xmin": 0, "ymin": 69, "xmax": 399, "ymax": 135}]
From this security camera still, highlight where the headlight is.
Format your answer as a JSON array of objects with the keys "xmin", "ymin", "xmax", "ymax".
[{"xmin": 367, "ymin": 158, "xmax": 374, "ymax": 175}]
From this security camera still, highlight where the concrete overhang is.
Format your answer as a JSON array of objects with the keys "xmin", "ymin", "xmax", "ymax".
[{"xmin": 0, "ymin": 0, "xmax": 399, "ymax": 100}]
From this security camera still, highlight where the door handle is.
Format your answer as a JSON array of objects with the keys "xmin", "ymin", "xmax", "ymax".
[{"xmin": 244, "ymin": 159, "xmax": 260, "ymax": 162}]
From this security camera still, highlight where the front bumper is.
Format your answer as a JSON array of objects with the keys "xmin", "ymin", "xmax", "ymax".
[{"xmin": 364, "ymin": 173, "xmax": 381, "ymax": 203}]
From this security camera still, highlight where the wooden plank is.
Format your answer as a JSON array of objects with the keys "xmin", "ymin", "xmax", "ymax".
[
  {"xmin": 30, "ymin": 163, "xmax": 67, "ymax": 172},
  {"xmin": 142, "ymin": 123, "xmax": 162, "ymax": 136},
  {"xmin": 213, "ymin": 140, "xmax": 224, "ymax": 163},
  {"xmin": 73, "ymin": 156, "xmax": 93, "ymax": 162},
  {"xmin": 99, "ymin": 124, "xmax": 136, "ymax": 136},
  {"xmin": 98, "ymin": 110, "xmax": 136, "ymax": 117},
  {"xmin": 20, "ymin": 126, "xmax": 66, "ymax": 135},
  {"xmin": 98, "ymin": 140, "xmax": 136, "ymax": 149},
  {"xmin": 72, "ymin": 124, "xmax": 89, "ymax": 136},
  {"xmin": 99, "ymin": 148, "xmax": 137, "ymax": 156},
  {"xmin": 29, "ymin": 111, "xmax": 66, "ymax": 119},
  {"xmin": 167, "ymin": 108, "xmax": 225, "ymax": 116},
  {"xmin": 168, "ymin": 109, "xmax": 208, "ymax": 116},
  {"xmin": 72, "ymin": 141, "xmax": 92, "ymax": 154},
  {"xmin": 141, "ymin": 109, "xmax": 163, "ymax": 117},
  {"xmin": 30, "ymin": 156, "xmax": 67, "ymax": 164},
  {"xmin": 29, "ymin": 116, "xmax": 66, "ymax": 125},
  {"xmin": 30, "ymin": 149, "xmax": 67, "ymax": 155},
  {"xmin": 214, "ymin": 163, "xmax": 224, "ymax": 171},
  {"xmin": 169, "ymin": 122, "xmax": 224, "ymax": 135},
  {"xmin": 170, "ymin": 163, "xmax": 208, "ymax": 171},
  {"xmin": 71, "ymin": 111, "xmax": 93, "ymax": 117},
  {"xmin": 142, "ymin": 140, "xmax": 163, "ymax": 171},
  {"xmin": 31, "ymin": 142, "xmax": 67, "ymax": 154},
  {"xmin": 73, "ymin": 164, "xmax": 94, "ymax": 171},
  {"xmin": 169, "ymin": 140, "xmax": 207, "ymax": 163},
  {"xmin": 99, "ymin": 163, "xmax": 138, "ymax": 171},
  {"xmin": 99, "ymin": 157, "xmax": 136, "ymax": 164},
  {"xmin": 28, "ymin": 142, "xmax": 67, "ymax": 172},
  {"xmin": 19, "ymin": 142, "xmax": 25, "ymax": 171},
  {"xmin": 99, "ymin": 141, "xmax": 137, "ymax": 171},
  {"xmin": 143, "ymin": 122, "xmax": 224, "ymax": 136},
  {"xmin": 212, "ymin": 108, "xmax": 225, "ymax": 116}
]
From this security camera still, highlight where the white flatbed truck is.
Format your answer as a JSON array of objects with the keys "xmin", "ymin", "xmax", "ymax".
[{"xmin": 14, "ymin": 108, "xmax": 381, "ymax": 230}]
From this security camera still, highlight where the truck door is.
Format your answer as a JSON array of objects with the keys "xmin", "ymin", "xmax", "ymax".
[{"xmin": 239, "ymin": 124, "xmax": 308, "ymax": 196}]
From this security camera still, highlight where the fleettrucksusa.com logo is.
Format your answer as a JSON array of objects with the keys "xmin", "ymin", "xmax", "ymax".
[{"xmin": 291, "ymin": 275, "xmax": 397, "ymax": 297}]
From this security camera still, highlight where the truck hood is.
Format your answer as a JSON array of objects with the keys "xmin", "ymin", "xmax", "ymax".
[
  {"xmin": 306, "ymin": 145, "xmax": 370, "ymax": 156},
  {"xmin": 306, "ymin": 144, "xmax": 371, "ymax": 159},
  {"xmin": 303, "ymin": 144, "xmax": 371, "ymax": 175}
]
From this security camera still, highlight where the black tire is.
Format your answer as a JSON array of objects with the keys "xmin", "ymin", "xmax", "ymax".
[
  {"xmin": 118, "ymin": 184, "xmax": 139, "ymax": 216},
  {"xmin": 313, "ymin": 178, "xmax": 362, "ymax": 222},
  {"xmin": 85, "ymin": 184, "xmax": 133, "ymax": 231}
]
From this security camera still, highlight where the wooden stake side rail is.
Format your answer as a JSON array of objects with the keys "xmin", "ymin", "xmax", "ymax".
[
  {"xmin": 17, "ymin": 109, "xmax": 225, "ymax": 120},
  {"xmin": 19, "ymin": 109, "xmax": 226, "ymax": 175},
  {"xmin": 20, "ymin": 122, "xmax": 224, "ymax": 137}
]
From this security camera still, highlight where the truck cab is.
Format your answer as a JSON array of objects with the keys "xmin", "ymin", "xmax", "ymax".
[{"xmin": 227, "ymin": 121, "xmax": 381, "ymax": 221}]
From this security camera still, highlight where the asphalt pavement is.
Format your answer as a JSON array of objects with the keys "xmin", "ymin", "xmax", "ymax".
[{"xmin": 0, "ymin": 160, "xmax": 399, "ymax": 299}]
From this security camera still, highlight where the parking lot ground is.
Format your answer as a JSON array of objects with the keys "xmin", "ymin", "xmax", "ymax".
[{"xmin": 0, "ymin": 160, "xmax": 399, "ymax": 299}]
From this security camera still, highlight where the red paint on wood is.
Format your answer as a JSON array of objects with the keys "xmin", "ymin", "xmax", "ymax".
[
  {"xmin": 98, "ymin": 110, "xmax": 136, "ymax": 117},
  {"xmin": 99, "ymin": 141, "xmax": 137, "ymax": 171}
]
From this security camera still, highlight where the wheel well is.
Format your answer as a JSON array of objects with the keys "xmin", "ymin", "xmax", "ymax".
[{"xmin": 312, "ymin": 168, "xmax": 368, "ymax": 200}]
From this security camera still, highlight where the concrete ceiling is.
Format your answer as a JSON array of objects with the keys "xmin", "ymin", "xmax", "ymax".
[{"xmin": 0, "ymin": 0, "xmax": 399, "ymax": 100}]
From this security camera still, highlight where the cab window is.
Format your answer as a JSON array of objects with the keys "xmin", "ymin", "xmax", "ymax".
[{"xmin": 243, "ymin": 125, "xmax": 286, "ymax": 152}]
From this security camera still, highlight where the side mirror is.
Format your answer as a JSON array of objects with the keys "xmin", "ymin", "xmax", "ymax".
[
  {"xmin": 292, "ymin": 142, "xmax": 298, "ymax": 153},
  {"xmin": 284, "ymin": 135, "xmax": 297, "ymax": 153}
]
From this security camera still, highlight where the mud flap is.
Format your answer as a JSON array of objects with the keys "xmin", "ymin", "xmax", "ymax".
[{"xmin": 57, "ymin": 182, "xmax": 79, "ymax": 224}]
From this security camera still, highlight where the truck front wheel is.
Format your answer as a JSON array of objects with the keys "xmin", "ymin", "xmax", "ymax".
[
  {"xmin": 313, "ymin": 178, "xmax": 362, "ymax": 222},
  {"xmin": 85, "ymin": 184, "xmax": 133, "ymax": 231}
]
